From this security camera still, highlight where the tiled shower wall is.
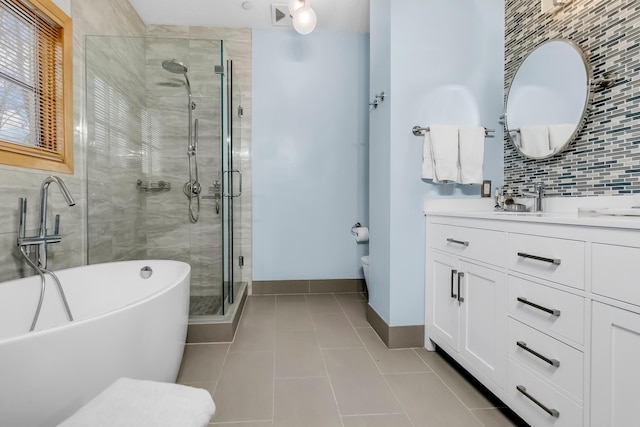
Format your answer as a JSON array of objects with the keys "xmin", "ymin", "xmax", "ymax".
[
  {"xmin": 86, "ymin": 35, "xmax": 147, "ymax": 263},
  {"xmin": 504, "ymin": 0, "xmax": 640, "ymax": 196},
  {"xmin": 141, "ymin": 36, "xmax": 224, "ymax": 297},
  {"xmin": 145, "ymin": 25, "xmax": 253, "ymax": 292}
]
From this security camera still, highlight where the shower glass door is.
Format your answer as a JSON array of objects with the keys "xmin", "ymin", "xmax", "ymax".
[
  {"xmin": 85, "ymin": 35, "xmax": 242, "ymax": 321},
  {"xmin": 220, "ymin": 49, "xmax": 243, "ymax": 315}
]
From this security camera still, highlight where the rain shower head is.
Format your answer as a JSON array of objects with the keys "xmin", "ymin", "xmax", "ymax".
[
  {"xmin": 162, "ymin": 59, "xmax": 188, "ymax": 74},
  {"xmin": 162, "ymin": 59, "xmax": 192, "ymax": 96}
]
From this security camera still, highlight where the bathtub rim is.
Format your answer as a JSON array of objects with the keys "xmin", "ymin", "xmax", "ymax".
[{"xmin": 0, "ymin": 259, "xmax": 190, "ymax": 345}]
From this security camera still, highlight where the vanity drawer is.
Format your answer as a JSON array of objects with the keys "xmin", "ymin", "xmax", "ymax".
[
  {"xmin": 428, "ymin": 223, "xmax": 505, "ymax": 267},
  {"xmin": 507, "ymin": 359, "xmax": 583, "ymax": 427},
  {"xmin": 508, "ymin": 275, "xmax": 584, "ymax": 345},
  {"xmin": 592, "ymin": 243, "xmax": 640, "ymax": 307},
  {"xmin": 508, "ymin": 317, "xmax": 583, "ymax": 401},
  {"xmin": 508, "ymin": 233, "xmax": 585, "ymax": 289}
]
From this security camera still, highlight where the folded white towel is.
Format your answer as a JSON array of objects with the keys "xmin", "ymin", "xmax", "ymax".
[
  {"xmin": 421, "ymin": 132, "xmax": 437, "ymax": 182},
  {"xmin": 458, "ymin": 126, "xmax": 485, "ymax": 184},
  {"xmin": 519, "ymin": 126, "xmax": 553, "ymax": 157},
  {"xmin": 548, "ymin": 124, "xmax": 576, "ymax": 150},
  {"xmin": 57, "ymin": 378, "xmax": 216, "ymax": 427},
  {"xmin": 430, "ymin": 125, "xmax": 459, "ymax": 183}
]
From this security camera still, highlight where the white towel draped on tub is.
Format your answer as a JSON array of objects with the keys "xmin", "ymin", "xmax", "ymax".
[
  {"xmin": 458, "ymin": 126, "xmax": 485, "ymax": 184},
  {"xmin": 430, "ymin": 125, "xmax": 459, "ymax": 183},
  {"xmin": 57, "ymin": 378, "xmax": 216, "ymax": 427}
]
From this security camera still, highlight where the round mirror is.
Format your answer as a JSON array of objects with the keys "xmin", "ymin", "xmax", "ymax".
[{"xmin": 505, "ymin": 39, "xmax": 592, "ymax": 159}]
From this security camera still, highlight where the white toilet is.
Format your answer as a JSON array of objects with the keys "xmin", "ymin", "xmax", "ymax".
[{"xmin": 361, "ymin": 255, "xmax": 369, "ymax": 286}]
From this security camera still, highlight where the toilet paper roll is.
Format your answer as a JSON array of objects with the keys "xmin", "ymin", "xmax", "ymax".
[{"xmin": 354, "ymin": 227, "xmax": 369, "ymax": 243}]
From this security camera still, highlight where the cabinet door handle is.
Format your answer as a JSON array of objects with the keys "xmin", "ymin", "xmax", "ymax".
[
  {"xmin": 447, "ymin": 238, "xmax": 469, "ymax": 246},
  {"xmin": 516, "ymin": 385, "xmax": 560, "ymax": 418},
  {"xmin": 517, "ymin": 297, "xmax": 561, "ymax": 316},
  {"xmin": 457, "ymin": 272, "xmax": 465, "ymax": 304},
  {"xmin": 517, "ymin": 252, "xmax": 561, "ymax": 265},
  {"xmin": 450, "ymin": 269, "xmax": 458, "ymax": 299},
  {"xmin": 516, "ymin": 341, "xmax": 560, "ymax": 367}
]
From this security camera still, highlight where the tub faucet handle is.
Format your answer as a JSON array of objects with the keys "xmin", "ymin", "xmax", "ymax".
[{"xmin": 18, "ymin": 197, "xmax": 27, "ymax": 241}]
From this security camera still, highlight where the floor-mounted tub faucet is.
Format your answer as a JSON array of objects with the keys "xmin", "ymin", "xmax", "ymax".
[
  {"xmin": 17, "ymin": 176, "xmax": 76, "ymax": 269},
  {"xmin": 17, "ymin": 176, "xmax": 76, "ymax": 330}
]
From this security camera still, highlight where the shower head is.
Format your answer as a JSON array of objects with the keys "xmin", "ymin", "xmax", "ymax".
[
  {"xmin": 162, "ymin": 59, "xmax": 188, "ymax": 74},
  {"xmin": 162, "ymin": 59, "xmax": 192, "ymax": 96}
]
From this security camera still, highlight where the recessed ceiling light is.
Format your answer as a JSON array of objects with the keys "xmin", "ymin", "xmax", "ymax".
[{"xmin": 242, "ymin": 1, "xmax": 253, "ymax": 10}]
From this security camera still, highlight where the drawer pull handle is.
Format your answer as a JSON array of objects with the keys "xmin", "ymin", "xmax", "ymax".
[
  {"xmin": 517, "ymin": 252, "xmax": 561, "ymax": 265},
  {"xmin": 517, "ymin": 297, "xmax": 561, "ymax": 317},
  {"xmin": 516, "ymin": 341, "xmax": 560, "ymax": 367},
  {"xmin": 450, "ymin": 270, "xmax": 458, "ymax": 299},
  {"xmin": 457, "ymin": 272, "xmax": 465, "ymax": 304},
  {"xmin": 516, "ymin": 385, "xmax": 560, "ymax": 418},
  {"xmin": 447, "ymin": 238, "xmax": 469, "ymax": 247}
]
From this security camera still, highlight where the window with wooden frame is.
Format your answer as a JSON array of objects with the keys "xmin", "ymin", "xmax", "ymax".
[{"xmin": 0, "ymin": 0, "xmax": 73, "ymax": 173}]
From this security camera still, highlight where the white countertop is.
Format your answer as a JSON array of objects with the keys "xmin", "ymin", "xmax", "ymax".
[{"xmin": 423, "ymin": 195, "xmax": 640, "ymax": 230}]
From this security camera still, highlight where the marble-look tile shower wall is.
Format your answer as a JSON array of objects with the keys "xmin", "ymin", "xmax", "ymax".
[
  {"xmin": 0, "ymin": 0, "xmax": 145, "ymax": 282},
  {"xmin": 146, "ymin": 25, "xmax": 253, "ymax": 293},
  {"xmin": 504, "ymin": 0, "xmax": 640, "ymax": 196},
  {"xmin": 143, "ymin": 36, "xmax": 224, "ymax": 298},
  {"xmin": 86, "ymin": 35, "xmax": 148, "ymax": 263}
]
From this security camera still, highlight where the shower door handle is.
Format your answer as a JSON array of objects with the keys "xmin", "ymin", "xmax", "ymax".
[
  {"xmin": 223, "ymin": 170, "xmax": 242, "ymax": 198},
  {"xmin": 232, "ymin": 170, "xmax": 242, "ymax": 197}
]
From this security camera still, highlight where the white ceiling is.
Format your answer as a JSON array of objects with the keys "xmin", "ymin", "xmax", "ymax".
[{"xmin": 127, "ymin": 0, "xmax": 370, "ymax": 32}]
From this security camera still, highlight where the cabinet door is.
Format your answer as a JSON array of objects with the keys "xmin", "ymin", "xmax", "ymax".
[
  {"xmin": 429, "ymin": 251, "xmax": 460, "ymax": 351},
  {"xmin": 591, "ymin": 302, "xmax": 640, "ymax": 427},
  {"xmin": 459, "ymin": 261, "xmax": 506, "ymax": 388}
]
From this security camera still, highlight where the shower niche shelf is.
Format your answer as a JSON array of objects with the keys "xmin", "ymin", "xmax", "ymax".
[{"xmin": 136, "ymin": 179, "xmax": 171, "ymax": 193}]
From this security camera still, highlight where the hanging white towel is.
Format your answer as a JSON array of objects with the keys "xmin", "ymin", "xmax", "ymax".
[
  {"xmin": 519, "ymin": 126, "xmax": 553, "ymax": 158},
  {"xmin": 548, "ymin": 124, "xmax": 576, "ymax": 151},
  {"xmin": 458, "ymin": 126, "xmax": 485, "ymax": 184},
  {"xmin": 421, "ymin": 132, "xmax": 438, "ymax": 182},
  {"xmin": 430, "ymin": 125, "xmax": 459, "ymax": 183}
]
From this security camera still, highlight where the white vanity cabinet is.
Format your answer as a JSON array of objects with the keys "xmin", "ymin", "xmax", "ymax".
[
  {"xmin": 427, "ymin": 222, "xmax": 507, "ymax": 390},
  {"xmin": 591, "ymin": 302, "xmax": 640, "ymax": 427},
  {"xmin": 425, "ymin": 210, "xmax": 640, "ymax": 427}
]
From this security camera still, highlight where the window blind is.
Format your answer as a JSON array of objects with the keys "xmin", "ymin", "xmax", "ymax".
[{"xmin": 0, "ymin": 0, "xmax": 63, "ymax": 157}]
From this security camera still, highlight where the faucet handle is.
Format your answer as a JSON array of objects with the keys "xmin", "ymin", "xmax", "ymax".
[
  {"xmin": 54, "ymin": 214, "xmax": 60, "ymax": 235},
  {"xmin": 18, "ymin": 197, "xmax": 27, "ymax": 241}
]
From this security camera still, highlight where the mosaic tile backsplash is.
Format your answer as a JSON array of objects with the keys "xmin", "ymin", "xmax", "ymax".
[{"xmin": 504, "ymin": 0, "xmax": 640, "ymax": 196}]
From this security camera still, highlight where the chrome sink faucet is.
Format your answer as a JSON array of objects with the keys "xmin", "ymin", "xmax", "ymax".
[
  {"xmin": 522, "ymin": 182, "xmax": 545, "ymax": 212},
  {"xmin": 17, "ymin": 176, "xmax": 76, "ymax": 269}
]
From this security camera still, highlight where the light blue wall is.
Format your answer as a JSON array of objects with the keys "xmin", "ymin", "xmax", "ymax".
[
  {"xmin": 368, "ymin": 0, "xmax": 392, "ymax": 323},
  {"xmin": 252, "ymin": 29, "xmax": 370, "ymax": 281},
  {"xmin": 369, "ymin": 0, "xmax": 505, "ymax": 326}
]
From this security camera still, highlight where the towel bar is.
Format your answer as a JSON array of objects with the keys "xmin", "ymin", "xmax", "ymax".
[{"xmin": 412, "ymin": 126, "xmax": 495, "ymax": 137}]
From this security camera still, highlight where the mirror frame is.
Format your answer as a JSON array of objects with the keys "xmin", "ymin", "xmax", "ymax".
[{"xmin": 504, "ymin": 38, "xmax": 593, "ymax": 160}]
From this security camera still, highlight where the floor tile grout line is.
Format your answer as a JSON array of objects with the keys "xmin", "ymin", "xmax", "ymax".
[
  {"xmin": 311, "ymin": 294, "xmax": 346, "ymax": 427},
  {"xmin": 411, "ymin": 348, "xmax": 496, "ymax": 414},
  {"xmin": 354, "ymin": 327, "xmax": 417, "ymax": 427}
]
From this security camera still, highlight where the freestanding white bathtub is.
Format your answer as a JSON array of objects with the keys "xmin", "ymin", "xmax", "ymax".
[{"xmin": 0, "ymin": 260, "xmax": 190, "ymax": 427}]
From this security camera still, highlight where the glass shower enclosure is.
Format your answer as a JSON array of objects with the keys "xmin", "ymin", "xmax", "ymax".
[{"xmin": 85, "ymin": 35, "xmax": 244, "ymax": 321}]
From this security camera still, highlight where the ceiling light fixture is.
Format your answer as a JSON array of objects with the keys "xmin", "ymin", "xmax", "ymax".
[{"xmin": 290, "ymin": 0, "xmax": 317, "ymax": 35}]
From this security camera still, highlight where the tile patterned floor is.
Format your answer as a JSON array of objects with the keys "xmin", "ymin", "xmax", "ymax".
[{"xmin": 176, "ymin": 293, "xmax": 520, "ymax": 427}]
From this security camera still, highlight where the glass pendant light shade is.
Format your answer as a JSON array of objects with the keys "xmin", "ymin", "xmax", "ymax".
[
  {"xmin": 292, "ymin": 5, "xmax": 317, "ymax": 35},
  {"xmin": 288, "ymin": 0, "xmax": 306, "ymax": 15}
]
